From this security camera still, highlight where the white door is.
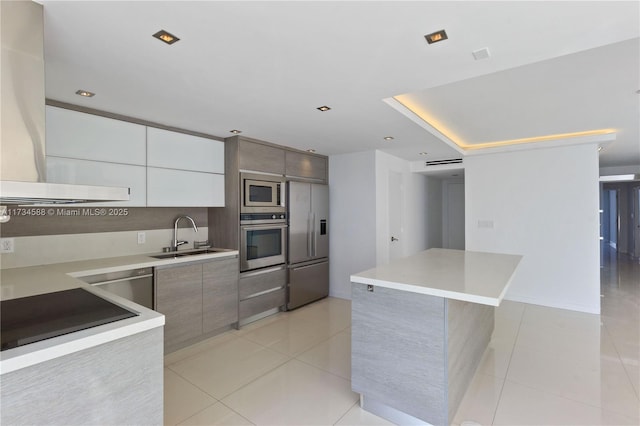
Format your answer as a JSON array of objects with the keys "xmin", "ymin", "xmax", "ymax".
[
  {"xmin": 388, "ymin": 171, "xmax": 403, "ymax": 260},
  {"xmin": 443, "ymin": 180, "xmax": 465, "ymax": 249}
]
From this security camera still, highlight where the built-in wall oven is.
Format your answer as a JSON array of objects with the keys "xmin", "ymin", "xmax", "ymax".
[
  {"xmin": 240, "ymin": 173, "xmax": 286, "ymax": 214},
  {"xmin": 240, "ymin": 213, "xmax": 287, "ymax": 272}
]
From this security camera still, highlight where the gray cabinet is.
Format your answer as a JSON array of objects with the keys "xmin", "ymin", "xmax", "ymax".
[
  {"xmin": 0, "ymin": 328, "xmax": 163, "ymax": 426},
  {"xmin": 238, "ymin": 138, "xmax": 285, "ymax": 175},
  {"xmin": 203, "ymin": 257, "xmax": 239, "ymax": 333},
  {"xmin": 285, "ymin": 150, "xmax": 328, "ymax": 182},
  {"xmin": 155, "ymin": 263, "xmax": 203, "ymax": 352},
  {"xmin": 238, "ymin": 265, "xmax": 287, "ymax": 325},
  {"xmin": 351, "ymin": 282, "xmax": 494, "ymax": 425},
  {"xmin": 155, "ymin": 256, "xmax": 239, "ymax": 353}
]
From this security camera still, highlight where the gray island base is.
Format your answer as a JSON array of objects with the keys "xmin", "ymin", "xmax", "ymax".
[{"xmin": 350, "ymin": 248, "xmax": 522, "ymax": 426}]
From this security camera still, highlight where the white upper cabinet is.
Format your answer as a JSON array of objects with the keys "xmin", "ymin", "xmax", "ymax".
[
  {"xmin": 47, "ymin": 157, "xmax": 146, "ymax": 206},
  {"xmin": 46, "ymin": 106, "xmax": 146, "ymax": 165},
  {"xmin": 147, "ymin": 168, "xmax": 224, "ymax": 207},
  {"xmin": 147, "ymin": 127, "xmax": 224, "ymax": 174}
]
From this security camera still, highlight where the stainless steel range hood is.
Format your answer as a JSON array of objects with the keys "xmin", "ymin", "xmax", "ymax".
[{"xmin": 0, "ymin": 1, "xmax": 130, "ymax": 205}]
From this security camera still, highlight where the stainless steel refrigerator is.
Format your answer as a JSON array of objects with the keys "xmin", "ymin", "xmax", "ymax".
[{"xmin": 287, "ymin": 181, "xmax": 329, "ymax": 309}]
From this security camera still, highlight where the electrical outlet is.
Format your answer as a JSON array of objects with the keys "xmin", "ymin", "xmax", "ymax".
[
  {"xmin": 137, "ymin": 232, "xmax": 146, "ymax": 245},
  {"xmin": 477, "ymin": 220, "xmax": 494, "ymax": 229},
  {"xmin": 0, "ymin": 238, "xmax": 15, "ymax": 253}
]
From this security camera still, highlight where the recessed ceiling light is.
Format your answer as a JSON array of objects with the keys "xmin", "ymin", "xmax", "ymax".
[
  {"xmin": 419, "ymin": 152, "xmax": 428, "ymax": 156},
  {"xmin": 316, "ymin": 106, "xmax": 331, "ymax": 112},
  {"xmin": 424, "ymin": 30, "xmax": 448, "ymax": 44},
  {"xmin": 306, "ymin": 149, "xmax": 316, "ymax": 153},
  {"xmin": 383, "ymin": 136, "xmax": 394, "ymax": 141},
  {"xmin": 229, "ymin": 129, "xmax": 242, "ymax": 134},
  {"xmin": 153, "ymin": 30, "xmax": 180, "ymax": 45},
  {"xmin": 75, "ymin": 89, "xmax": 95, "ymax": 97}
]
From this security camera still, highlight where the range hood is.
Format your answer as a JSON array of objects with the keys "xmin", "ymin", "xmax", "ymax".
[{"xmin": 0, "ymin": 1, "xmax": 130, "ymax": 206}]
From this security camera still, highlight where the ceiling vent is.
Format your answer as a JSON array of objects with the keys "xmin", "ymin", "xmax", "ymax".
[
  {"xmin": 424, "ymin": 158, "xmax": 463, "ymax": 167},
  {"xmin": 472, "ymin": 48, "xmax": 490, "ymax": 60}
]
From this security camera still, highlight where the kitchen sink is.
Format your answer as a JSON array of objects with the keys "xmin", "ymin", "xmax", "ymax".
[{"xmin": 150, "ymin": 248, "xmax": 229, "ymax": 259}]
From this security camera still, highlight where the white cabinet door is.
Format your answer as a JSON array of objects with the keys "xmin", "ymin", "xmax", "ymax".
[
  {"xmin": 147, "ymin": 127, "xmax": 224, "ymax": 173},
  {"xmin": 46, "ymin": 106, "xmax": 146, "ymax": 165},
  {"xmin": 47, "ymin": 156, "xmax": 146, "ymax": 206},
  {"xmin": 147, "ymin": 167, "xmax": 224, "ymax": 207}
]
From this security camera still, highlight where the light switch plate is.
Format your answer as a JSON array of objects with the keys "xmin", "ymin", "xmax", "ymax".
[{"xmin": 137, "ymin": 232, "xmax": 146, "ymax": 245}]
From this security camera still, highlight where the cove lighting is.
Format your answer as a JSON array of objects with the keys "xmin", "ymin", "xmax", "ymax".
[
  {"xmin": 599, "ymin": 174, "xmax": 639, "ymax": 182},
  {"xmin": 392, "ymin": 96, "xmax": 616, "ymax": 151}
]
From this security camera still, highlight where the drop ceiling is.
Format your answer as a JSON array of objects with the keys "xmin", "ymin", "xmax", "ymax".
[{"xmin": 41, "ymin": 1, "xmax": 640, "ymax": 168}]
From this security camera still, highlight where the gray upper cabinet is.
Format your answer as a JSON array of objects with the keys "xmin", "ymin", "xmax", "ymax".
[
  {"xmin": 238, "ymin": 139, "xmax": 285, "ymax": 175},
  {"xmin": 285, "ymin": 151, "xmax": 328, "ymax": 182}
]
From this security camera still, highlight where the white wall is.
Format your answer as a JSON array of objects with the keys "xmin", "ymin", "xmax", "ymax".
[
  {"xmin": 329, "ymin": 150, "xmax": 441, "ymax": 299},
  {"xmin": 465, "ymin": 144, "xmax": 601, "ymax": 314},
  {"xmin": 328, "ymin": 151, "xmax": 377, "ymax": 299},
  {"xmin": 426, "ymin": 178, "xmax": 443, "ymax": 248}
]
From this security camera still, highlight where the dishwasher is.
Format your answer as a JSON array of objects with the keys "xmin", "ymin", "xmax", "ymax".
[{"xmin": 79, "ymin": 267, "xmax": 154, "ymax": 310}]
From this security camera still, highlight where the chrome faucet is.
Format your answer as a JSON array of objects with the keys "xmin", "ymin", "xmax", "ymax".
[{"xmin": 171, "ymin": 215, "xmax": 198, "ymax": 251}]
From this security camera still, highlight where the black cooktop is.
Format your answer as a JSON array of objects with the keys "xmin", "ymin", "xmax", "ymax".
[{"xmin": 1, "ymin": 288, "xmax": 137, "ymax": 351}]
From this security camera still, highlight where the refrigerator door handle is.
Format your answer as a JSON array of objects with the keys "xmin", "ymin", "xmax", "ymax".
[
  {"xmin": 313, "ymin": 212, "xmax": 317, "ymax": 257},
  {"xmin": 307, "ymin": 212, "xmax": 313, "ymax": 258}
]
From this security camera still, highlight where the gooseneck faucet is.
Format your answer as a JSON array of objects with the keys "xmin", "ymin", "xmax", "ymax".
[{"xmin": 172, "ymin": 215, "xmax": 198, "ymax": 251}]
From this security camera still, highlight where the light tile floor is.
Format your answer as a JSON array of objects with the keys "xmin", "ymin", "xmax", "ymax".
[{"xmin": 165, "ymin": 249, "xmax": 639, "ymax": 425}]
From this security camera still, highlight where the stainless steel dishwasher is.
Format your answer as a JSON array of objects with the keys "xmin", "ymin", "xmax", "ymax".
[{"xmin": 80, "ymin": 267, "xmax": 154, "ymax": 309}]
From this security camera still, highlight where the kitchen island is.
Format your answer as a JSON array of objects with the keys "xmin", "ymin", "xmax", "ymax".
[
  {"xmin": 0, "ymin": 248, "xmax": 237, "ymax": 425},
  {"xmin": 350, "ymin": 248, "xmax": 522, "ymax": 426}
]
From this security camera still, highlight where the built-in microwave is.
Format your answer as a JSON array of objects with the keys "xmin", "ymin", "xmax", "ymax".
[{"xmin": 240, "ymin": 173, "xmax": 286, "ymax": 213}]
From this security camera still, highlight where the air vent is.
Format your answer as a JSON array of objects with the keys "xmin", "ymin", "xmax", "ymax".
[{"xmin": 424, "ymin": 159, "xmax": 463, "ymax": 166}]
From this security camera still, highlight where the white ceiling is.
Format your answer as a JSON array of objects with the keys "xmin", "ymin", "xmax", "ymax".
[{"xmin": 41, "ymin": 1, "xmax": 640, "ymax": 168}]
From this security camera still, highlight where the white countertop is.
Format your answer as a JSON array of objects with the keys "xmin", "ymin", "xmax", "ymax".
[
  {"xmin": 0, "ymin": 248, "xmax": 238, "ymax": 374},
  {"xmin": 350, "ymin": 248, "xmax": 522, "ymax": 306}
]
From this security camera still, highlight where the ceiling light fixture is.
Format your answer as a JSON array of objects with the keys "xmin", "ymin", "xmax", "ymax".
[
  {"xmin": 316, "ymin": 106, "xmax": 331, "ymax": 112},
  {"xmin": 229, "ymin": 130, "xmax": 242, "ymax": 134},
  {"xmin": 307, "ymin": 149, "xmax": 316, "ymax": 153},
  {"xmin": 419, "ymin": 152, "xmax": 428, "ymax": 156},
  {"xmin": 75, "ymin": 89, "xmax": 95, "ymax": 97},
  {"xmin": 383, "ymin": 136, "xmax": 394, "ymax": 141},
  {"xmin": 153, "ymin": 30, "xmax": 180, "ymax": 45},
  {"xmin": 424, "ymin": 30, "xmax": 448, "ymax": 44}
]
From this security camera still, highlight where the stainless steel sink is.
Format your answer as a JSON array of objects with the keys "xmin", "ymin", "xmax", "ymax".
[{"xmin": 150, "ymin": 248, "xmax": 228, "ymax": 259}]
